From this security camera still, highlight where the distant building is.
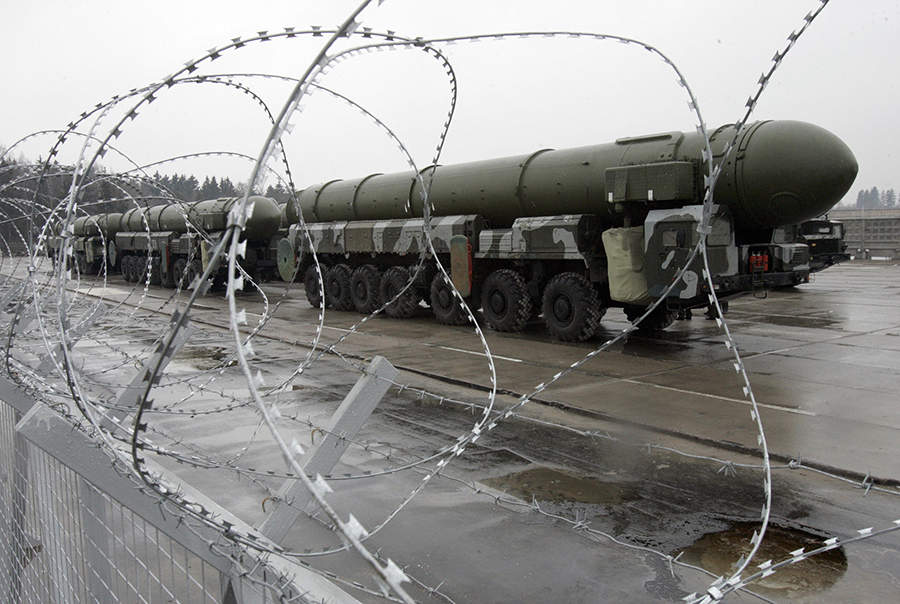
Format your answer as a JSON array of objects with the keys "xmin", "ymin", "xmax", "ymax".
[{"xmin": 827, "ymin": 208, "xmax": 900, "ymax": 259}]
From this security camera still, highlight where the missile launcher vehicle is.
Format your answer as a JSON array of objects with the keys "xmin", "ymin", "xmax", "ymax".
[
  {"xmin": 50, "ymin": 196, "xmax": 282, "ymax": 289},
  {"xmin": 279, "ymin": 120, "xmax": 858, "ymax": 340}
]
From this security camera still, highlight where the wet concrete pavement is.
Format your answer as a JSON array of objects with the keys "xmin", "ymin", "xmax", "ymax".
[
  {"xmin": 3, "ymin": 259, "xmax": 900, "ymax": 603},
  {"xmin": 238, "ymin": 260, "xmax": 900, "ymax": 483}
]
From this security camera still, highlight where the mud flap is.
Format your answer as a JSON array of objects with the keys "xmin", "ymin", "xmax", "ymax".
[{"xmin": 450, "ymin": 234, "xmax": 472, "ymax": 297}]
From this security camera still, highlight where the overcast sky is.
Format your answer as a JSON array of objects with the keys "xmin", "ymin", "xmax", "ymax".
[{"xmin": 3, "ymin": 0, "xmax": 898, "ymax": 205}]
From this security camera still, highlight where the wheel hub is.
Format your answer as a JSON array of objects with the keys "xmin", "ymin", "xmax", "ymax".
[
  {"xmin": 489, "ymin": 291, "xmax": 507, "ymax": 315},
  {"xmin": 435, "ymin": 289, "xmax": 446, "ymax": 307},
  {"xmin": 552, "ymin": 294, "xmax": 573, "ymax": 325}
]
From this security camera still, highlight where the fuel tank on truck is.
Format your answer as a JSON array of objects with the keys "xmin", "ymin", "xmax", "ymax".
[{"xmin": 297, "ymin": 120, "xmax": 857, "ymax": 233}]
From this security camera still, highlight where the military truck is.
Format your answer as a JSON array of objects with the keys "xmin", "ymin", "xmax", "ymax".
[{"xmin": 278, "ymin": 120, "xmax": 858, "ymax": 341}]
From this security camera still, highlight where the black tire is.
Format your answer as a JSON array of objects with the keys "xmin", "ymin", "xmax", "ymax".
[
  {"xmin": 127, "ymin": 256, "xmax": 141, "ymax": 283},
  {"xmin": 121, "ymin": 256, "xmax": 132, "ymax": 282},
  {"xmin": 380, "ymin": 266, "xmax": 421, "ymax": 318},
  {"xmin": 705, "ymin": 300, "xmax": 728, "ymax": 320},
  {"xmin": 481, "ymin": 269, "xmax": 532, "ymax": 332},
  {"xmin": 183, "ymin": 260, "xmax": 202, "ymax": 290},
  {"xmin": 161, "ymin": 260, "xmax": 177, "ymax": 288},
  {"xmin": 304, "ymin": 264, "xmax": 326, "ymax": 308},
  {"xmin": 350, "ymin": 265, "xmax": 382, "ymax": 314},
  {"xmin": 625, "ymin": 304, "xmax": 677, "ymax": 331},
  {"xmin": 325, "ymin": 264, "xmax": 354, "ymax": 311},
  {"xmin": 430, "ymin": 272, "xmax": 470, "ymax": 325},
  {"xmin": 149, "ymin": 257, "xmax": 162, "ymax": 286},
  {"xmin": 541, "ymin": 272, "xmax": 604, "ymax": 341},
  {"xmin": 134, "ymin": 256, "xmax": 149, "ymax": 283},
  {"xmin": 74, "ymin": 253, "xmax": 87, "ymax": 276},
  {"xmin": 173, "ymin": 258, "xmax": 188, "ymax": 290},
  {"xmin": 131, "ymin": 256, "xmax": 143, "ymax": 283}
]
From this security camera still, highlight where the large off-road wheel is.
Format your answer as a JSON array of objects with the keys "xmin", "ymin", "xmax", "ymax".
[
  {"xmin": 430, "ymin": 272, "xmax": 470, "ymax": 326},
  {"xmin": 73, "ymin": 253, "xmax": 87, "ymax": 276},
  {"xmin": 541, "ymin": 272, "xmax": 605, "ymax": 341},
  {"xmin": 325, "ymin": 264, "xmax": 354, "ymax": 311},
  {"xmin": 481, "ymin": 269, "xmax": 532, "ymax": 333},
  {"xmin": 121, "ymin": 255, "xmax": 133, "ymax": 282},
  {"xmin": 350, "ymin": 265, "xmax": 382, "ymax": 314},
  {"xmin": 149, "ymin": 257, "xmax": 162, "ymax": 286},
  {"xmin": 625, "ymin": 304, "xmax": 677, "ymax": 331},
  {"xmin": 127, "ymin": 255, "xmax": 143, "ymax": 283},
  {"xmin": 173, "ymin": 258, "xmax": 188, "ymax": 290},
  {"xmin": 161, "ymin": 260, "xmax": 177, "ymax": 288},
  {"xmin": 304, "ymin": 264, "xmax": 326, "ymax": 308},
  {"xmin": 134, "ymin": 256, "xmax": 149, "ymax": 283},
  {"xmin": 380, "ymin": 266, "xmax": 421, "ymax": 318},
  {"xmin": 182, "ymin": 260, "xmax": 202, "ymax": 291}
]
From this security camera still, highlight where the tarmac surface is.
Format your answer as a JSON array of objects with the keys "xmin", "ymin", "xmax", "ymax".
[{"xmin": 4, "ymin": 259, "xmax": 900, "ymax": 603}]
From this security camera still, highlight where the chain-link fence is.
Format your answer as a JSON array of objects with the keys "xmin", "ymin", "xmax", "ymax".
[{"xmin": 0, "ymin": 373, "xmax": 363, "ymax": 604}]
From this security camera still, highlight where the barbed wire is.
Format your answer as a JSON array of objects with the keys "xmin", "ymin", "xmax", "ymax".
[{"xmin": 3, "ymin": 1, "xmax": 896, "ymax": 602}]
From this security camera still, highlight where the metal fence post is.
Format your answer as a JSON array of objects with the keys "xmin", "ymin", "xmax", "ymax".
[
  {"xmin": 36, "ymin": 303, "xmax": 107, "ymax": 376},
  {"xmin": 256, "ymin": 355, "xmax": 398, "ymax": 544},
  {"xmin": 100, "ymin": 316, "xmax": 195, "ymax": 433}
]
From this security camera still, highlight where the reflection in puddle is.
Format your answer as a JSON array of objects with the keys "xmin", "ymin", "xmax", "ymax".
[
  {"xmin": 482, "ymin": 467, "xmax": 635, "ymax": 505},
  {"xmin": 174, "ymin": 346, "xmax": 233, "ymax": 370},
  {"xmin": 484, "ymin": 467, "xmax": 847, "ymax": 598},
  {"xmin": 681, "ymin": 523, "xmax": 847, "ymax": 597}
]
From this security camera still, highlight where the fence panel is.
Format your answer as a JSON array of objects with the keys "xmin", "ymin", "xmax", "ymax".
[{"xmin": 0, "ymin": 397, "xmax": 224, "ymax": 604}]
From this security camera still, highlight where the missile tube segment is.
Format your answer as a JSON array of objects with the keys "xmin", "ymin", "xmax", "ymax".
[
  {"xmin": 72, "ymin": 216, "xmax": 96, "ymax": 237},
  {"xmin": 298, "ymin": 135, "xmax": 702, "ymax": 228},
  {"xmin": 117, "ymin": 196, "xmax": 281, "ymax": 242},
  {"xmin": 297, "ymin": 120, "xmax": 857, "ymax": 232}
]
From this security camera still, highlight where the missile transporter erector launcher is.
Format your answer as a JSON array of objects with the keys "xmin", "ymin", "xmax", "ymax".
[
  {"xmin": 55, "ymin": 212, "xmax": 125, "ymax": 275},
  {"xmin": 280, "ymin": 120, "xmax": 858, "ymax": 341},
  {"xmin": 50, "ymin": 196, "xmax": 283, "ymax": 289},
  {"xmin": 115, "ymin": 196, "xmax": 282, "ymax": 288}
]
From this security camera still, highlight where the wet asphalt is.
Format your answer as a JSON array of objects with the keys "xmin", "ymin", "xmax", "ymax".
[{"xmin": 3, "ymin": 259, "xmax": 899, "ymax": 603}]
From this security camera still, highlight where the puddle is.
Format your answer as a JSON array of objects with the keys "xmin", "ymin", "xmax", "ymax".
[
  {"xmin": 755, "ymin": 315, "xmax": 840, "ymax": 329},
  {"xmin": 680, "ymin": 523, "xmax": 847, "ymax": 597},
  {"xmin": 174, "ymin": 346, "xmax": 234, "ymax": 370},
  {"xmin": 482, "ymin": 467, "xmax": 635, "ymax": 505}
]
